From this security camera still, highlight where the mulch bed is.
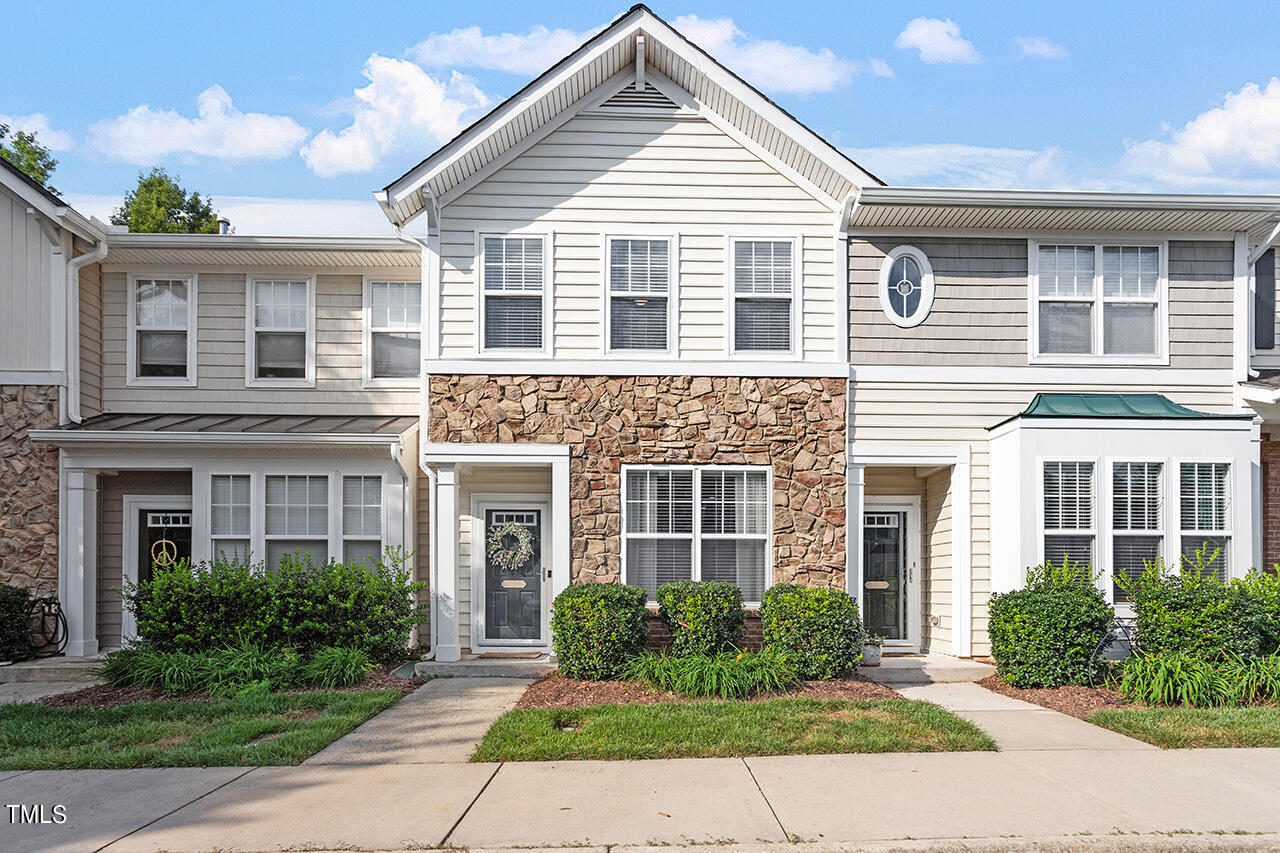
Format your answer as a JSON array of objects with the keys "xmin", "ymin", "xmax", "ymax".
[
  {"xmin": 978, "ymin": 673, "xmax": 1136, "ymax": 718},
  {"xmin": 37, "ymin": 665, "xmax": 429, "ymax": 710},
  {"xmin": 514, "ymin": 671, "xmax": 902, "ymax": 709}
]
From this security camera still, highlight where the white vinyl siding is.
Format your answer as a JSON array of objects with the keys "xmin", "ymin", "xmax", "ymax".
[
  {"xmin": 731, "ymin": 238, "xmax": 795, "ymax": 354},
  {"xmin": 249, "ymin": 279, "xmax": 314, "ymax": 386},
  {"xmin": 365, "ymin": 280, "xmax": 421, "ymax": 385},
  {"xmin": 480, "ymin": 235, "xmax": 547, "ymax": 352},
  {"xmin": 128, "ymin": 276, "xmax": 196, "ymax": 385},
  {"xmin": 439, "ymin": 112, "xmax": 839, "ymax": 361},
  {"xmin": 1179, "ymin": 462, "xmax": 1231, "ymax": 580},
  {"xmin": 0, "ymin": 187, "xmax": 59, "ymax": 372},
  {"xmin": 607, "ymin": 237, "xmax": 672, "ymax": 352}
]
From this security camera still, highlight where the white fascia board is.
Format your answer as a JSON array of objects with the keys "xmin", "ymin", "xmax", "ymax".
[
  {"xmin": 1240, "ymin": 384, "xmax": 1280, "ymax": 406},
  {"xmin": 1009, "ymin": 418, "xmax": 1256, "ymax": 433},
  {"xmin": 420, "ymin": 443, "xmax": 571, "ymax": 466},
  {"xmin": 856, "ymin": 186, "xmax": 1280, "ymax": 211},
  {"xmin": 105, "ymin": 234, "xmax": 406, "ymax": 251},
  {"xmin": 29, "ymin": 430, "xmax": 403, "ymax": 448},
  {"xmin": 427, "ymin": 358, "xmax": 847, "ymax": 378},
  {"xmin": 0, "ymin": 174, "xmax": 104, "ymax": 243},
  {"xmin": 850, "ymin": 364, "xmax": 1235, "ymax": 385}
]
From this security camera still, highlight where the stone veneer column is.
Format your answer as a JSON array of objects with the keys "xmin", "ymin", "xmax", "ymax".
[{"xmin": 0, "ymin": 385, "xmax": 60, "ymax": 592}]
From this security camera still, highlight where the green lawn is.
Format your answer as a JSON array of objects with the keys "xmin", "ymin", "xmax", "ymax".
[
  {"xmin": 0, "ymin": 690, "xmax": 402, "ymax": 769},
  {"xmin": 1090, "ymin": 706, "xmax": 1280, "ymax": 749},
  {"xmin": 472, "ymin": 697, "xmax": 996, "ymax": 761}
]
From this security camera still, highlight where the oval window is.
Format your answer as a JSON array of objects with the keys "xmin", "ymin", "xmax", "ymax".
[{"xmin": 877, "ymin": 246, "xmax": 935, "ymax": 328}]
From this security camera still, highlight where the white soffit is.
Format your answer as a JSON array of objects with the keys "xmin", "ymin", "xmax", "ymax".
[
  {"xmin": 379, "ymin": 4, "xmax": 881, "ymax": 226},
  {"xmin": 104, "ymin": 235, "xmax": 418, "ymax": 268}
]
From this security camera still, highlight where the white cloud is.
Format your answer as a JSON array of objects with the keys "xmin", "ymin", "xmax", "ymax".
[
  {"xmin": 1015, "ymin": 36, "xmax": 1067, "ymax": 60},
  {"xmin": 1119, "ymin": 78, "xmax": 1280, "ymax": 190},
  {"xmin": 672, "ymin": 15, "xmax": 857, "ymax": 94},
  {"xmin": 894, "ymin": 18, "xmax": 982, "ymax": 65},
  {"xmin": 86, "ymin": 86, "xmax": 307, "ymax": 163},
  {"xmin": 0, "ymin": 113, "xmax": 73, "ymax": 150},
  {"xmin": 408, "ymin": 24, "xmax": 600, "ymax": 76},
  {"xmin": 66, "ymin": 193, "xmax": 397, "ymax": 236},
  {"xmin": 845, "ymin": 143, "xmax": 1079, "ymax": 189},
  {"xmin": 868, "ymin": 58, "xmax": 896, "ymax": 79},
  {"xmin": 300, "ymin": 55, "xmax": 492, "ymax": 178}
]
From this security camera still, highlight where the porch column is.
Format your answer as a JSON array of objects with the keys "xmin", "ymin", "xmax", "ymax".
[
  {"xmin": 551, "ymin": 458, "xmax": 571, "ymax": 599},
  {"xmin": 847, "ymin": 463, "xmax": 865, "ymax": 600},
  {"xmin": 951, "ymin": 451, "xmax": 973, "ymax": 658},
  {"xmin": 432, "ymin": 464, "xmax": 461, "ymax": 662},
  {"xmin": 61, "ymin": 466, "xmax": 99, "ymax": 657}
]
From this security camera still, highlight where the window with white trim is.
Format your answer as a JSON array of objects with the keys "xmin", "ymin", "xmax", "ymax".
[
  {"xmin": 731, "ymin": 239, "xmax": 793, "ymax": 352},
  {"xmin": 250, "ymin": 279, "xmax": 311, "ymax": 381},
  {"xmin": 608, "ymin": 237, "xmax": 669, "ymax": 351},
  {"xmin": 366, "ymin": 281, "xmax": 421, "ymax": 382},
  {"xmin": 131, "ymin": 277, "xmax": 194, "ymax": 381},
  {"xmin": 265, "ymin": 475, "xmax": 328, "ymax": 568},
  {"xmin": 1111, "ymin": 462, "xmax": 1162, "ymax": 601},
  {"xmin": 877, "ymin": 246, "xmax": 935, "ymax": 328},
  {"xmin": 623, "ymin": 466, "xmax": 771, "ymax": 603},
  {"xmin": 1042, "ymin": 460, "xmax": 1095, "ymax": 569},
  {"xmin": 342, "ymin": 475, "xmax": 383, "ymax": 565},
  {"xmin": 1034, "ymin": 244, "xmax": 1162, "ymax": 359},
  {"xmin": 482, "ymin": 235, "xmax": 544, "ymax": 350},
  {"xmin": 1179, "ymin": 462, "xmax": 1230, "ymax": 580},
  {"xmin": 210, "ymin": 474, "xmax": 250, "ymax": 561}
]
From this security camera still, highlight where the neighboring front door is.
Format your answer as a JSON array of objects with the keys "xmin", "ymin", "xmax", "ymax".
[
  {"xmin": 137, "ymin": 510, "xmax": 193, "ymax": 585},
  {"xmin": 483, "ymin": 508, "xmax": 544, "ymax": 642},
  {"xmin": 863, "ymin": 511, "xmax": 908, "ymax": 642}
]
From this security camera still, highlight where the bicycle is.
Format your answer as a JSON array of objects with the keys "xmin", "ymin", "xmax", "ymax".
[{"xmin": 26, "ymin": 583, "xmax": 68, "ymax": 658}]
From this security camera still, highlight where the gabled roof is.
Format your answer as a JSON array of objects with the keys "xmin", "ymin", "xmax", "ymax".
[
  {"xmin": 377, "ymin": 4, "xmax": 881, "ymax": 227},
  {"xmin": 991, "ymin": 393, "xmax": 1253, "ymax": 429},
  {"xmin": 0, "ymin": 157, "xmax": 103, "ymax": 242}
]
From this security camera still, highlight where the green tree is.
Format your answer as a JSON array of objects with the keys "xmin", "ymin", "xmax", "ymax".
[
  {"xmin": 110, "ymin": 168, "xmax": 221, "ymax": 233},
  {"xmin": 0, "ymin": 123, "xmax": 58, "ymax": 193}
]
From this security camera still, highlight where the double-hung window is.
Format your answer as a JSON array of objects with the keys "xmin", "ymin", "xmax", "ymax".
[
  {"xmin": 731, "ymin": 239, "xmax": 794, "ymax": 353},
  {"xmin": 1042, "ymin": 460, "xmax": 1095, "ymax": 569},
  {"xmin": 265, "ymin": 475, "xmax": 328, "ymax": 568},
  {"xmin": 1033, "ymin": 243, "xmax": 1163, "ymax": 361},
  {"xmin": 607, "ymin": 237, "xmax": 671, "ymax": 351},
  {"xmin": 623, "ymin": 466, "xmax": 770, "ymax": 604},
  {"xmin": 365, "ymin": 280, "xmax": 421, "ymax": 384},
  {"xmin": 249, "ymin": 279, "xmax": 313, "ymax": 383},
  {"xmin": 481, "ymin": 235, "xmax": 545, "ymax": 351},
  {"xmin": 1179, "ymin": 462, "xmax": 1230, "ymax": 580},
  {"xmin": 129, "ymin": 276, "xmax": 195, "ymax": 383},
  {"xmin": 342, "ymin": 475, "xmax": 383, "ymax": 565},
  {"xmin": 1111, "ymin": 462, "xmax": 1163, "ymax": 601},
  {"xmin": 209, "ymin": 474, "xmax": 251, "ymax": 561}
]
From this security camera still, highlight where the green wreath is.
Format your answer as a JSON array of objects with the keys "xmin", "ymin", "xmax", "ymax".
[{"xmin": 487, "ymin": 521, "xmax": 534, "ymax": 571}]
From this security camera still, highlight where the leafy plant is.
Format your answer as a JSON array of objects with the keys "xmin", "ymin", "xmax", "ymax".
[
  {"xmin": 0, "ymin": 584, "xmax": 32, "ymax": 663},
  {"xmin": 625, "ymin": 650, "xmax": 797, "ymax": 699},
  {"xmin": 1233, "ymin": 569, "xmax": 1280, "ymax": 655},
  {"xmin": 1117, "ymin": 652, "xmax": 1280, "ymax": 708},
  {"xmin": 987, "ymin": 559, "xmax": 1114, "ymax": 688},
  {"xmin": 0, "ymin": 123, "xmax": 57, "ymax": 191},
  {"xmin": 656, "ymin": 581, "xmax": 744, "ymax": 656},
  {"xmin": 550, "ymin": 583, "xmax": 648, "ymax": 680},
  {"xmin": 302, "ymin": 646, "xmax": 375, "ymax": 689},
  {"xmin": 110, "ymin": 167, "xmax": 220, "ymax": 233},
  {"xmin": 760, "ymin": 584, "xmax": 866, "ymax": 679}
]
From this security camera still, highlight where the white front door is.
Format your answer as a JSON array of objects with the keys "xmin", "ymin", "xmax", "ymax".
[{"xmin": 862, "ymin": 498, "xmax": 922, "ymax": 652}]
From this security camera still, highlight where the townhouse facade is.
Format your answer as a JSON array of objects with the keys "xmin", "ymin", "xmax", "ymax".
[{"xmin": 3, "ymin": 4, "xmax": 1279, "ymax": 661}]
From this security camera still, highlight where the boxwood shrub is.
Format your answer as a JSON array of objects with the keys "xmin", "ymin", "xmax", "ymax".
[
  {"xmin": 0, "ymin": 584, "xmax": 31, "ymax": 663},
  {"xmin": 656, "ymin": 581, "xmax": 744, "ymax": 656},
  {"xmin": 551, "ymin": 583, "xmax": 648, "ymax": 680},
  {"xmin": 760, "ymin": 584, "xmax": 865, "ymax": 679},
  {"xmin": 1232, "ymin": 569, "xmax": 1280, "ymax": 656},
  {"xmin": 124, "ymin": 551, "xmax": 425, "ymax": 662},
  {"xmin": 988, "ymin": 560, "xmax": 1114, "ymax": 688}
]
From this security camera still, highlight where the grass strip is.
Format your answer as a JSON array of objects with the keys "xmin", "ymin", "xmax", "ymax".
[{"xmin": 1090, "ymin": 706, "xmax": 1280, "ymax": 749}]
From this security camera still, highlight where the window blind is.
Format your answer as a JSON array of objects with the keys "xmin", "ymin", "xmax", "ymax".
[
  {"xmin": 1112, "ymin": 462, "xmax": 1162, "ymax": 601},
  {"xmin": 483, "ymin": 236, "xmax": 544, "ymax": 349},
  {"xmin": 734, "ymin": 299, "xmax": 790, "ymax": 351},
  {"xmin": 733, "ymin": 240, "xmax": 792, "ymax": 351},
  {"xmin": 484, "ymin": 296, "xmax": 543, "ymax": 350},
  {"xmin": 1179, "ymin": 462, "xmax": 1230, "ymax": 580},
  {"xmin": 1043, "ymin": 461, "xmax": 1094, "ymax": 569}
]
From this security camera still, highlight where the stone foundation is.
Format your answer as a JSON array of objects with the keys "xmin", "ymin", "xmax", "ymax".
[
  {"xmin": 429, "ymin": 374, "xmax": 846, "ymax": 588},
  {"xmin": 0, "ymin": 385, "xmax": 59, "ymax": 591}
]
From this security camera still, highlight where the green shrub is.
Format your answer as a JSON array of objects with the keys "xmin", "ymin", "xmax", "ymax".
[
  {"xmin": 656, "ymin": 581, "xmax": 744, "ymax": 656},
  {"xmin": 0, "ymin": 585, "xmax": 31, "ymax": 663},
  {"xmin": 124, "ymin": 550, "xmax": 425, "ymax": 662},
  {"xmin": 1234, "ymin": 569, "xmax": 1280, "ymax": 655},
  {"xmin": 551, "ymin": 584, "xmax": 648, "ymax": 680},
  {"xmin": 1117, "ymin": 549, "xmax": 1264, "ymax": 660},
  {"xmin": 303, "ymin": 646, "xmax": 376, "ymax": 688},
  {"xmin": 987, "ymin": 559, "xmax": 1114, "ymax": 688},
  {"xmin": 760, "ymin": 584, "xmax": 865, "ymax": 679},
  {"xmin": 625, "ymin": 650, "xmax": 797, "ymax": 698}
]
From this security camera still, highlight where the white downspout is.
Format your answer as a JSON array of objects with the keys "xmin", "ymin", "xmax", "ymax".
[{"xmin": 65, "ymin": 239, "xmax": 109, "ymax": 424}]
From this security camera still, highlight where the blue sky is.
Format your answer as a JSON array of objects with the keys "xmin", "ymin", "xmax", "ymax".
[{"xmin": 5, "ymin": 1, "xmax": 1280, "ymax": 233}]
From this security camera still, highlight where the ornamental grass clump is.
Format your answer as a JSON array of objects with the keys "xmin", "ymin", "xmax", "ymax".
[
  {"xmin": 987, "ymin": 559, "xmax": 1114, "ymax": 688},
  {"xmin": 760, "ymin": 584, "xmax": 866, "ymax": 679},
  {"xmin": 550, "ymin": 583, "xmax": 648, "ymax": 680},
  {"xmin": 625, "ymin": 649, "xmax": 797, "ymax": 699},
  {"xmin": 656, "ymin": 581, "xmax": 744, "ymax": 656},
  {"xmin": 1117, "ymin": 652, "xmax": 1280, "ymax": 708}
]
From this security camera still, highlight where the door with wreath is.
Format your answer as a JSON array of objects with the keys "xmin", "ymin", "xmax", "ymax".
[{"xmin": 483, "ymin": 509, "xmax": 543, "ymax": 641}]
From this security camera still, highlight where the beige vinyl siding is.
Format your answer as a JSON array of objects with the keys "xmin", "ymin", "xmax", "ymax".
[
  {"xmin": 96, "ymin": 471, "xmax": 191, "ymax": 648},
  {"xmin": 99, "ymin": 270, "xmax": 418, "ymax": 414},
  {"xmin": 440, "ymin": 113, "xmax": 840, "ymax": 361},
  {"xmin": 923, "ymin": 467, "xmax": 953, "ymax": 654},
  {"xmin": 79, "ymin": 261, "xmax": 103, "ymax": 417},
  {"xmin": 456, "ymin": 466, "xmax": 553, "ymax": 651},
  {"xmin": 864, "ymin": 468, "xmax": 924, "ymax": 497},
  {"xmin": 415, "ymin": 471, "xmax": 431, "ymax": 638},
  {"xmin": 0, "ymin": 188, "xmax": 56, "ymax": 371},
  {"xmin": 849, "ymin": 237, "xmax": 1235, "ymax": 369},
  {"xmin": 851, "ymin": 381, "xmax": 1236, "ymax": 657}
]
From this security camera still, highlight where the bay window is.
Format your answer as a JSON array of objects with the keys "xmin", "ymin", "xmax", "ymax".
[
  {"xmin": 481, "ymin": 234, "xmax": 545, "ymax": 351},
  {"xmin": 1041, "ymin": 460, "xmax": 1095, "ymax": 569},
  {"xmin": 1180, "ymin": 462, "xmax": 1231, "ymax": 580},
  {"xmin": 1111, "ymin": 462, "xmax": 1162, "ymax": 601},
  {"xmin": 623, "ymin": 465, "xmax": 771, "ymax": 603},
  {"xmin": 1033, "ymin": 243, "xmax": 1163, "ymax": 361},
  {"xmin": 731, "ymin": 239, "xmax": 795, "ymax": 353},
  {"xmin": 129, "ymin": 276, "xmax": 195, "ymax": 383},
  {"xmin": 607, "ymin": 237, "xmax": 671, "ymax": 351}
]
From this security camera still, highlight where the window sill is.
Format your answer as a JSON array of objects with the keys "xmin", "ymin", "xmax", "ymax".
[
  {"xmin": 245, "ymin": 378, "xmax": 316, "ymax": 389},
  {"xmin": 362, "ymin": 378, "xmax": 419, "ymax": 390},
  {"xmin": 1028, "ymin": 354, "xmax": 1170, "ymax": 367},
  {"xmin": 126, "ymin": 376, "xmax": 197, "ymax": 388}
]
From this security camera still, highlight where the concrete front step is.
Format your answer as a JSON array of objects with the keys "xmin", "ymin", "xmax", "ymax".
[
  {"xmin": 860, "ymin": 653, "xmax": 995, "ymax": 685},
  {"xmin": 415, "ymin": 658, "xmax": 557, "ymax": 679},
  {"xmin": 0, "ymin": 656, "xmax": 101, "ymax": 683}
]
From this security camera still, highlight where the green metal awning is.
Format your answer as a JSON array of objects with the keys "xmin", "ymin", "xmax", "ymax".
[{"xmin": 990, "ymin": 393, "xmax": 1253, "ymax": 430}]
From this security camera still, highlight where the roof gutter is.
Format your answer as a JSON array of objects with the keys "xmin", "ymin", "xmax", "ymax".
[{"xmin": 64, "ymin": 238, "xmax": 108, "ymax": 424}]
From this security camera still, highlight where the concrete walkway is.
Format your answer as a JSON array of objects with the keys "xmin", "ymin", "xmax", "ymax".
[
  {"xmin": 305, "ymin": 676, "xmax": 531, "ymax": 764},
  {"xmin": 0, "ymin": 681, "xmax": 86, "ymax": 704},
  {"xmin": 898, "ymin": 681, "xmax": 1158, "ymax": 751}
]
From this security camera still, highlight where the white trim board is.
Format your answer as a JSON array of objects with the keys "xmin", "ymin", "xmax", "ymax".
[{"xmin": 426, "ymin": 359, "xmax": 847, "ymax": 378}]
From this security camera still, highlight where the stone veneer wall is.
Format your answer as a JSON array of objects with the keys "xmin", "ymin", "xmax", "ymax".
[
  {"xmin": 429, "ymin": 375, "xmax": 847, "ymax": 588},
  {"xmin": 0, "ymin": 385, "xmax": 59, "ymax": 591}
]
